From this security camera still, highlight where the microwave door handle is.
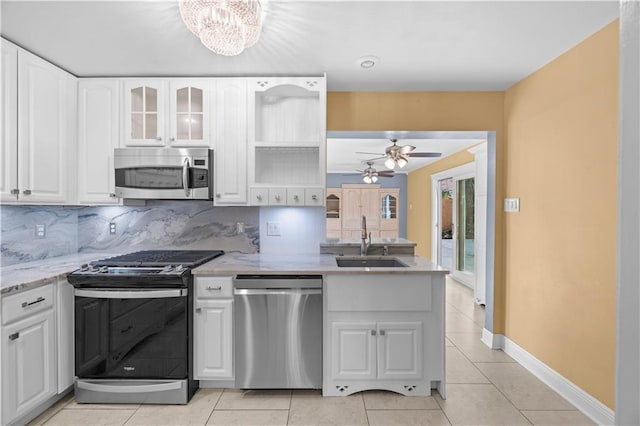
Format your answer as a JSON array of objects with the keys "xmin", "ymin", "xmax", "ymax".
[{"xmin": 183, "ymin": 158, "xmax": 190, "ymax": 198}]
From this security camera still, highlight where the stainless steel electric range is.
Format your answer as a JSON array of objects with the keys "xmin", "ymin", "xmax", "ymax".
[{"xmin": 67, "ymin": 250, "xmax": 224, "ymax": 404}]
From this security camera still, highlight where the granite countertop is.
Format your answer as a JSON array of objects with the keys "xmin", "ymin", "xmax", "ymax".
[
  {"xmin": 1, "ymin": 253, "xmax": 113, "ymax": 296},
  {"xmin": 193, "ymin": 252, "xmax": 447, "ymax": 275}
]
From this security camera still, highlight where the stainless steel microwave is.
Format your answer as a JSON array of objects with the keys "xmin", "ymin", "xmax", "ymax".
[{"xmin": 114, "ymin": 148, "xmax": 213, "ymax": 200}]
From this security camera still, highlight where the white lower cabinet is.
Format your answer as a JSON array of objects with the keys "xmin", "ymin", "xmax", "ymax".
[
  {"xmin": 2, "ymin": 286, "xmax": 56, "ymax": 425},
  {"xmin": 194, "ymin": 276, "xmax": 234, "ymax": 380},
  {"xmin": 323, "ymin": 273, "xmax": 445, "ymax": 397}
]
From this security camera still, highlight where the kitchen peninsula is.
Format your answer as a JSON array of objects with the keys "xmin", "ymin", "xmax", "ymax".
[{"xmin": 193, "ymin": 251, "xmax": 447, "ymax": 399}]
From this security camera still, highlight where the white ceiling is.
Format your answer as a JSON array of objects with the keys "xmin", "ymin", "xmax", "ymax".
[{"xmin": 1, "ymin": 1, "xmax": 618, "ymax": 91}]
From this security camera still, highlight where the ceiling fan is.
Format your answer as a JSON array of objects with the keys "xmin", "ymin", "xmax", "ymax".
[
  {"xmin": 358, "ymin": 139, "xmax": 442, "ymax": 170},
  {"xmin": 357, "ymin": 161, "xmax": 395, "ymax": 184}
]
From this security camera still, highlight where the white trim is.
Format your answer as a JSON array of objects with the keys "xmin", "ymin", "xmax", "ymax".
[
  {"xmin": 481, "ymin": 327, "xmax": 503, "ymax": 349},
  {"xmin": 481, "ymin": 332, "xmax": 615, "ymax": 426}
]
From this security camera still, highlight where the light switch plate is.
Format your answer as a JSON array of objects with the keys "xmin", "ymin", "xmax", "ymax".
[
  {"xmin": 504, "ymin": 198, "xmax": 520, "ymax": 212},
  {"xmin": 267, "ymin": 222, "xmax": 281, "ymax": 236}
]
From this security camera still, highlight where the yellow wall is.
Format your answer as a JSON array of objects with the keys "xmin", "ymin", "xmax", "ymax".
[{"xmin": 503, "ymin": 21, "xmax": 618, "ymax": 408}]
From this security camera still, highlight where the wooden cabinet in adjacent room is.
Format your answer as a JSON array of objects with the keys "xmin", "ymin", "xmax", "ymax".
[{"xmin": 327, "ymin": 184, "xmax": 400, "ymax": 239}]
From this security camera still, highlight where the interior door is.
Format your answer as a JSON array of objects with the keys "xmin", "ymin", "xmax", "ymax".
[{"xmin": 453, "ymin": 177, "xmax": 475, "ymax": 287}]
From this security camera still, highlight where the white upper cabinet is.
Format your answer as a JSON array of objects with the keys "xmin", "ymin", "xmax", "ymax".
[
  {"xmin": 10, "ymin": 47, "xmax": 77, "ymax": 204},
  {"xmin": 169, "ymin": 80, "xmax": 210, "ymax": 147},
  {"xmin": 1, "ymin": 39, "xmax": 18, "ymax": 202},
  {"xmin": 247, "ymin": 76, "xmax": 326, "ymax": 206},
  {"xmin": 122, "ymin": 79, "xmax": 165, "ymax": 146},
  {"xmin": 212, "ymin": 78, "xmax": 248, "ymax": 205},
  {"xmin": 77, "ymin": 79, "xmax": 120, "ymax": 204},
  {"xmin": 123, "ymin": 79, "xmax": 210, "ymax": 147}
]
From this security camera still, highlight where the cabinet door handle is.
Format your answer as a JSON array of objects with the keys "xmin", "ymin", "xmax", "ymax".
[
  {"xmin": 156, "ymin": 136, "xmax": 162, "ymax": 141},
  {"xmin": 120, "ymin": 325, "xmax": 133, "ymax": 334},
  {"xmin": 294, "ymin": 195, "xmax": 299, "ymax": 201},
  {"xmin": 275, "ymin": 195, "xmax": 281, "ymax": 201},
  {"xmin": 170, "ymin": 137, "xmax": 175, "ymax": 142},
  {"xmin": 379, "ymin": 330, "xmax": 386, "ymax": 336},
  {"xmin": 23, "ymin": 189, "xmax": 32, "ymax": 195},
  {"xmin": 370, "ymin": 330, "xmax": 377, "ymax": 336},
  {"xmin": 195, "ymin": 308, "xmax": 202, "ymax": 314},
  {"xmin": 10, "ymin": 188, "xmax": 19, "ymax": 195},
  {"xmin": 22, "ymin": 296, "xmax": 45, "ymax": 308},
  {"xmin": 216, "ymin": 194, "xmax": 221, "ymax": 198},
  {"xmin": 109, "ymin": 193, "xmax": 117, "ymax": 198},
  {"xmin": 207, "ymin": 286, "xmax": 222, "ymax": 291},
  {"xmin": 312, "ymin": 195, "xmax": 318, "ymax": 201},
  {"xmin": 9, "ymin": 332, "xmax": 19, "ymax": 341},
  {"xmin": 256, "ymin": 195, "xmax": 262, "ymax": 201}
]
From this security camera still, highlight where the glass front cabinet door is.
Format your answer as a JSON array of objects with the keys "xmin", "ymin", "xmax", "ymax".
[
  {"xmin": 326, "ymin": 189, "xmax": 342, "ymax": 239},
  {"xmin": 123, "ymin": 79, "xmax": 209, "ymax": 147},
  {"xmin": 380, "ymin": 189, "xmax": 400, "ymax": 239}
]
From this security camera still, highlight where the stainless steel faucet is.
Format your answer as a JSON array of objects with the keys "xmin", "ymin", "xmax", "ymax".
[{"xmin": 360, "ymin": 215, "xmax": 371, "ymax": 256}]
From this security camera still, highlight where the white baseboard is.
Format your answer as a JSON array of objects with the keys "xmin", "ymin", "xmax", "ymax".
[{"xmin": 481, "ymin": 328, "xmax": 614, "ymax": 426}]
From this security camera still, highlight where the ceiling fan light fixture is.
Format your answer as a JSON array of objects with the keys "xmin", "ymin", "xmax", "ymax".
[
  {"xmin": 363, "ymin": 175, "xmax": 372, "ymax": 184},
  {"xmin": 371, "ymin": 175, "xmax": 378, "ymax": 183},
  {"xmin": 179, "ymin": 0, "xmax": 263, "ymax": 56},
  {"xmin": 385, "ymin": 156, "xmax": 396, "ymax": 170},
  {"xmin": 397, "ymin": 156, "xmax": 408, "ymax": 168}
]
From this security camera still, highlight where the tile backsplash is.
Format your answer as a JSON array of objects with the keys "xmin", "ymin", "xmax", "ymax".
[{"xmin": 1, "ymin": 202, "xmax": 259, "ymax": 267}]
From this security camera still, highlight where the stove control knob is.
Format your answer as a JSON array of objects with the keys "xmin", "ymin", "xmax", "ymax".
[
  {"xmin": 80, "ymin": 264, "xmax": 90, "ymax": 272},
  {"xmin": 175, "ymin": 265, "xmax": 185, "ymax": 273},
  {"xmin": 161, "ymin": 265, "xmax": 174, "ymax": 273},
  {"xmin": 99, "ymin": 266, "xmax": 108, "ymax": 273}
]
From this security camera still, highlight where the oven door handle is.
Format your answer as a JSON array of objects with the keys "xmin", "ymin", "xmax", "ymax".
[
  {"xmin": 74, "ymin": 289, "xmax": 188, "ymax": 299},
  {"xmin": 76, "ymin": 380, "xmax": 182, "ymax": 393}
]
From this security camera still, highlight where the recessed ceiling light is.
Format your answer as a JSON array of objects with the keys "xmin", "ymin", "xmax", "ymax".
[{"xmin": 357, "ymin": 55, "xmax": 379, "ymax": 69}]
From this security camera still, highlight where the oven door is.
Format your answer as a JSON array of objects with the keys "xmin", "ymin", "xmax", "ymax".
[{"xmin": 74, "ymin": 288, "xmax": 188, "ymax": 380}]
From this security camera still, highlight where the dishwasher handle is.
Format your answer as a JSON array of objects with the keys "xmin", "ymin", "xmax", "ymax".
[
  {"xmin": 234, "ymin": 275, "xmax": 322, "ymax": 290},
  {"xmin": 234, "ymin": 288, "xmax": 322, "ymax": 296}
]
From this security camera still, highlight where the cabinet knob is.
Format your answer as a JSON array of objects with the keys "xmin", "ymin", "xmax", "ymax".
[
  {"xmin": 275, "ymin": 195, "xmax": 281, "ymax": 201},
  {"xmin": 257, "ymin": 195, "xmax": 262, "ymax": 201},
  {"xmin": 216, "ymin": 194, "xmax": 221, "ymax": 198},
  {"xmin": 109, "ymin": 193, "xmax": 117, "ymax": 198},
  {"xmin": 170, "ymin": 137, "xmax": 175, "ymax": 142},
  {"xmin": 156, "ymin": 136, "xmax": 162, "ymax": 141},
  {"xmin": 10, "ymin": 188, "xmax": 19, "ymax": 195},
  {"xmin": 370, "ymin": 330, "xmax": 377, "ymax": 336},
  {"xmin": 195, "ymin": 308, "xmax": 202, "ymax": 314},
  {"xmin": 294, "ymin": 195, "xmax": 299, "ymax": 201},
  {"xmin": 9, "ymin": 332, "xmax": 19, "ymax": 341},
  {"xmin": 312, "ymin": 195, "xmax": 318, "ymax": 201},
  {"xmin": 23, "ymin": 189, "xmax": 31, "ymax": 195},
  {"xmin": 379, "ymin": 330, "xmax": 386, "ymax": 336}
]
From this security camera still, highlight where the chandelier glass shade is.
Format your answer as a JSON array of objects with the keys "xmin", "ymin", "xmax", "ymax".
[{"xmin": 179, "ymin": 0, "xmax": 263, "ymax": 56}]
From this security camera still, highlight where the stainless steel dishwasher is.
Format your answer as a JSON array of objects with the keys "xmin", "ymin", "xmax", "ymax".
[{"xmin": 234, "ymin": 275, "xmax": 322, "ymax": 389}]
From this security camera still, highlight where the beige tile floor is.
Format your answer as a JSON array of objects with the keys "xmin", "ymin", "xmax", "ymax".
[{"xmin": 29, "ymin": 277, "xmax": 595, "ymax": 426}]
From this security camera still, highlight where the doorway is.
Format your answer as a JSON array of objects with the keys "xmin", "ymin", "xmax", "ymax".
[{"xmin": 432, "ymin": 163, "xmax": 476, "ymax": 290}]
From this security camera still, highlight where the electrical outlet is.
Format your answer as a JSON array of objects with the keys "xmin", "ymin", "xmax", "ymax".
[
  {"xmin": 267, "ymin": 222, "xmax": 281, "ymax": 236},
  {"xmin": 109, "ymin": 222, "xmax": 117, "ymax": 235},
  {"xmin": 35, "ymin": 224, "xmax": 46, "ymax": 239}
]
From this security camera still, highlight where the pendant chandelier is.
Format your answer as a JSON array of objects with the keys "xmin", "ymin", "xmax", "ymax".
[{"xmin": 179, "ymin": 0, "xmax": 263, "ymax": 56}]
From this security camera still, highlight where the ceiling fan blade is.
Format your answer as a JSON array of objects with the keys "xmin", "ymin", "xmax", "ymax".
[
  {"xmin": 377, "ymin": 170, "xmax": 395, "ymax": 175},
  {"xmin": 356, "ymin": 151, "xmax": 383, "ymax": 156},
  {"xmin": 377, "ymin": 174, "xmax": 395, "ymax": 178},
  {"xmin": 398, "ymin": 145, "xmax": 416, "ymax": 154},
  {"xmin": 407, "ymin": 152, "xmax": 442, "ymax": 158}
]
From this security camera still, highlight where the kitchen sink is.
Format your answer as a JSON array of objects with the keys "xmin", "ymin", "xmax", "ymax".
[{"xmin": 335, "ymin": 256, "xmax": 409, "ymax": 268}]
